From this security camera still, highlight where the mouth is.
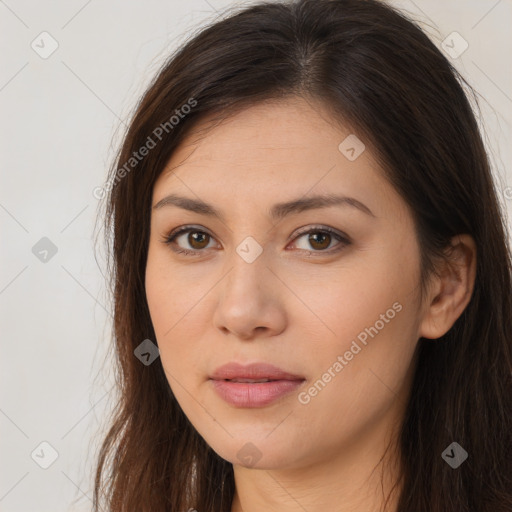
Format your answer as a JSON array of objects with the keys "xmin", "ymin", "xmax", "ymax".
[
  {"xmin": 209, "ymin": 362, "xmax": 305, "ymax": 381},
  {"xmin": 209, "ymin": 362, "xmax": 305, "ymax": 407},
  {"xmin": 222, "ymin": 378, "xmax": 280, "ymax": 383}
]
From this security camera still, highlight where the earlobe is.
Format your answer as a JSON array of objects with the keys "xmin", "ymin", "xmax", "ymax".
[{"xmin": 419, "ymin": 234, "xmax": 477, "ymax": 340}]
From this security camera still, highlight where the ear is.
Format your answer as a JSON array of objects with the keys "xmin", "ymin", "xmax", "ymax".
[{"xmin": 419, "ymin": 234, "xmax": 477, "ymax": 340}]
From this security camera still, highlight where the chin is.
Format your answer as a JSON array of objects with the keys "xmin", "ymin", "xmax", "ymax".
[{"xmin": 205, "ymin": 435, "xmax": 301, "ymax": 470}]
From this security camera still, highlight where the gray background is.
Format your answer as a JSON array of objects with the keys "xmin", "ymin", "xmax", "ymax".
[{"xmin": 1, "ymin": 0, "xmax": 510, "ymax": 510}]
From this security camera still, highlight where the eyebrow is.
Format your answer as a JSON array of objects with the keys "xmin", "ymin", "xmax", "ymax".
[{"xmin": 152, "ymin": 193, "xmax": 375, "ymax": 221}]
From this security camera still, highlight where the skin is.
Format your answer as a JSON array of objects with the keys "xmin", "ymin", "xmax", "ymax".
[{"xmin": 145, "ymin": 96, "xmax": 476, "ymax": 512}]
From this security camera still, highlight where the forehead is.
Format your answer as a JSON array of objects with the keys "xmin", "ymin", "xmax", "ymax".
[{"xmin": 152, "ymin": 97, "xmax": 403, "ymax": 219}]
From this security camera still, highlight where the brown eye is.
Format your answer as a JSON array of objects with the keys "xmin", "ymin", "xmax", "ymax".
[
  {"xmin": 292, "ymin": 227, "xmax": 349, "ymax": 254},
  {"xmin": 163, "ymin": 227, "xmax": 217, "ymax": 255},
  {"xmin": 186, "ymin": 231, "xmax": 210, "ymax": 250},
  {"xmin": 307, "ymin": 232, "xmax": 331, "ymax": 250}
]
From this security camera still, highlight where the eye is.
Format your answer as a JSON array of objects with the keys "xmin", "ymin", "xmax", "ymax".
[
  {"xmin": 162, "ymin": 225, "xmax": 218, "ymax": 256},
  {"xmin": 161, "ymin": 225, "xmax": 350, "ymax": 256},
  {"xmin": 291, "ymin": 226, "xmax": 350, "ymax": 254}
]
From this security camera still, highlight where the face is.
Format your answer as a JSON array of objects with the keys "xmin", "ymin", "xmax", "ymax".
[{"xmin": 145, "ymin": 96, "xmax": 426, "ymax": 471}]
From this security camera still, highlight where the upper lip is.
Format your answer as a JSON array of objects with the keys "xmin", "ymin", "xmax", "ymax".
[{"xmin": 210, "ymin": 362, "xmax": 305, "ymax": 381}]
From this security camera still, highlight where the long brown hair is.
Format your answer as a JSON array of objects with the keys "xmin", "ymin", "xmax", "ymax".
[{"xmin": 92, "ymin": 0, "xmax": 512, "ymax": 510}]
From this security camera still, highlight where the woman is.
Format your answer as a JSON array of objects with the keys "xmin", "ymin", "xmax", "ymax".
[{"xmin": 93, "ymin": 0, "xmax": 512, "ymax": 510}]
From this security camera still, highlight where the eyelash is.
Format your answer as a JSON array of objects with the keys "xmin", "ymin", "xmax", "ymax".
[{"xmin": 161, "ymin": 225, "xmax": 351, "ymax": 257}]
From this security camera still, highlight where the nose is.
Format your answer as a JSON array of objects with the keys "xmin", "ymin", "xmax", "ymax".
[{"xmin": 212, "ymin": 248, "xmax": 287, "ymax": 341}]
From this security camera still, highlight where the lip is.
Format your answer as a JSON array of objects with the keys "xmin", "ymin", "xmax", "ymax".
[
  {"xmin": 210, "ymin": 362, "xmax": 304, "ymax": 381},
  {"xmin": 209, "ymin": 362, "xmax": 305, "ymax": 408}
]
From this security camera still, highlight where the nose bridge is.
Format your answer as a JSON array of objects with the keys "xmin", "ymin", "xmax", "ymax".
[
  {"xmin": 223, "ymin": 235, "xmax": 269, "ymax": 301},
  {"xmin": 213, "ymin": 235, "xmax": 286, "ymax": 338}
]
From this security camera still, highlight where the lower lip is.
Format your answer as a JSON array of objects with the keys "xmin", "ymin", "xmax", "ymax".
[{"xmin": 210, "ymin": 379, "xmax": 305, "ymax": 407}]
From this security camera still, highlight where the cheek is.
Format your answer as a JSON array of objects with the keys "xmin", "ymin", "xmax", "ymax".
[
  {"xmin": 145, "ymin": 251, "xmax": 213, "ymax": 390},
  {"xmin": 291, "ymin": 301, "xmax": 419, "ymax": 459},
  {"xmin": 145, "ymin": 244, "xmax": 196, "ymax": 335},
  {"xmin": 293, "ymin": 245, "xmax": 421, "ymax": 412},
  {"xmin": 292, "ymin": 244, "xmax": 418, "ymax": 353}
]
